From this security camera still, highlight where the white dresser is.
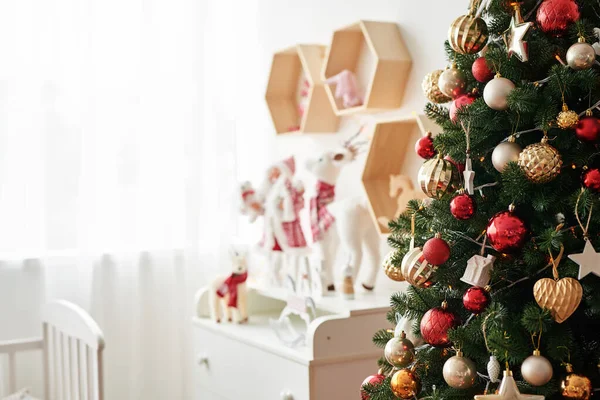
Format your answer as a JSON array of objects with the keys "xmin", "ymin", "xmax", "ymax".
[{"xmin": 192, "ymin": 284, "xmax": 394, "ymax": 399}]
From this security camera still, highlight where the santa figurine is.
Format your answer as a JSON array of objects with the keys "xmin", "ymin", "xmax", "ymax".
[
  {"xmin": 257, "ymin": 156, "xmax": 309, "ymax": 286},
  {"xmin": 239, "ymin": 181, "xmax": 263, "ymax": 223}
]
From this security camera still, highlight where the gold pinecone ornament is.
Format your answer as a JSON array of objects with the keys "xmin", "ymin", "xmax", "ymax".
[
  {"xmin": 422, "ymin": 69, "xmax": 452, "ymax": 104},
  {"xmin": 518, "ymin": 135, "xmax": 562, "ymax": 183},
  {"xmin": 557, "ymin": 103, "xmax": 579, "ymax": 129}
]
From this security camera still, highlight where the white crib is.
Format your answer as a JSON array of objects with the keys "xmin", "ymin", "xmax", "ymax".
[{"xmin": 0, "ymin": 300, "xmax": 105, "ymax": 400}]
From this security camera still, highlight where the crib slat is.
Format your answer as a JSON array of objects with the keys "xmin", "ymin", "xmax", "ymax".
[
  {"xmin": 43, "ymin": 323, "xmax": 51, "ymax": 400},
  {"xmin": 63, "ymin": 333, "xmax": 71, "ymax": 400},
  {"xmin": 8, "ymin": 351, "xmax": 17, "ymax": 394},
  {"xmin": 70, "ymin": 337, "xmax": 80, "ymax": 399},
  {"xmin": 87, "ymin": 347, "xmax": 96, "ymax": 400},
  {"xmin": 54, "ymin": 328, "xmax": 64, "ymax": 400},
  {"xmin": 79, "ymin": 340, "xmax": 89, "ymax": 400}
]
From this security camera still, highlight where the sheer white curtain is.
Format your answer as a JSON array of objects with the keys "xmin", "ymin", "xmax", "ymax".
[{"xmin": 0, "ymin": 0, "xmax": 253, "ymax": 398}]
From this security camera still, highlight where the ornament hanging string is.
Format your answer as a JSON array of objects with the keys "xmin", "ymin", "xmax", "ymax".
[
  {"xmin": 530, "ymin": 319, "xmax": 544, "ymax": 352},
  {"xmin": 548, "ymin": 244, "xmax": 564, "ymax": 281},
  {"xmin": 575, "ymin": 188, "xmax": 593, "ymax": 240}
]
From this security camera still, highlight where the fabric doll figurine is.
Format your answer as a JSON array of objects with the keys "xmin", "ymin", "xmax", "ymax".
[
  {"xmin": 257, "ymin": 156, "xmax": 309, "ymax": 286},
  {"xmin": 239, "ymin": 181, "xmax": 263, "ymax": 222},
  {"xmin": 324, "ymin": 69, "xmax": 363, "ymax": 108},
  {"xmin": 209, "ymin": 248, "xmax": 249, "ymax": 324}
]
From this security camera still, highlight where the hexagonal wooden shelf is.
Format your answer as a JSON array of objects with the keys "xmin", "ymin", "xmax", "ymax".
[
  {"xmin": 362, "ymin": 115, "xmax": 437, "ymax": 236},
  {"xmin": 265, "ymin": 44, "xmax": 339, "ymax": 135},
  {"xmin": 322, "ymin": 20, "xmax": 412, "ymax": 116}
]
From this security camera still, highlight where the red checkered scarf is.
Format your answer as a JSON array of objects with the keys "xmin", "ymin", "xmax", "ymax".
[
  {"xmin": 216, "ymin": 271, "xmax": 248, "ymax": 308},
  {"xmin": 310, "ymin": 181, "xmax": 336, "ymax": 242}
]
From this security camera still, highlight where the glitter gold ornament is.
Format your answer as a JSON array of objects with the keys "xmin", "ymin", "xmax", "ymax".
[
  {"xmin": 448, "ymin": 13, "xmax": 489, "ymax": 55},
  {"xmin": 558, "ymin": 103, "xmax": 579, "ymax": 129},
  {"xmin": 390, "ymin": 366, "xmax": 421, "ymax": 399},
  {"xmin": 561, "ymin": 363, "xmax": 592, "ymax": 400},
  {"xmin": 422, "ymin": 69, "xmax": 452, "ymax": 104},
  {"xmin": 418, "ymin": 155, "xmax": 457, "ymax": 198},
  {"xmin": 382, "ymin": 249, "xmax": 405, "ymax": 282},
  {"xmin": 518, "ymin": 135, "xmax": 562, "ymax": 183}
]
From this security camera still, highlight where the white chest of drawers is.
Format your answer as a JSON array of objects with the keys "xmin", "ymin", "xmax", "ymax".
[{"xmin": 192, "ymin": 284, "xmax": 394, "ymax": 400}]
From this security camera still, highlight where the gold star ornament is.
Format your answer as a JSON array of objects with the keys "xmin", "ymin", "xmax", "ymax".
[
  {"xmin": 475, "ymin": 370, "xmax": 544, "ymax": 400},
  {"xmin": 503, "ymin": 4, "xmax": 533, "ymax": 62},
  {"xmin": 568, "ymin": 239, "xmax": 600, "ymax": 280}
]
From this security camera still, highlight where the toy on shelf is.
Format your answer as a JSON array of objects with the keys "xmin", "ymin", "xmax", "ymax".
[
  {"xmin": 324, "ymin": 69, "xmax": 363, "ymax": 109},
  {"xmin": 377, "ymin": 174, "xmax": 422, "ymax": 228},
  {"xmin": 305, "ymin": 129, "xmax": 381, "ymax": 293},
  {"xmin": 240, "ymin": 181, "xmax": 263, "ymax": 223},
  {"xmin": 209, "ymin": 248, "xmax": 249, "ymax": 324}
]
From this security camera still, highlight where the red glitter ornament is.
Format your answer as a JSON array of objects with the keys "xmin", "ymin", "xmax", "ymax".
[
  {"xmin": 420, "ymin": 301, "xmax": 460, "ymax": 348},
  {"xmin": 450, "ymin": 94, "xmax": 476, "ymax": 123},
  {"xmin": 445, "ymin": 155, "xmax": 465, "ymax": 174},
  {"xmin": 486, "ymin": 207, "xmax": 528, "ymax": 253},
  {"xmin": 582, "ymin": 167, "xmax": 600, "ymax": 193},
  {"xmin": 536, "ymin": 0, "xmax": 579, "ymax": 35},
  {"xmin": 450, "ymin": 192, "xmax": 476, "ymax": 220},
  {"xmin": 361, "ymin": 371, "xmax": 385, "ymax": 400},
  {"xmin": 415, "ymin": 133, "xmax": 436, "ymax": 159},
  {"xmin": 575, "ymin": 116, "xmax": 600, "ymax": 143},
  {"xmin": 472, "ymin": 57, "xmax": 494, "ymax": 83},
  {"xmin": 423, "ymin": 234, "xmax": 451, "ymax": 266},
  {"xmin": 463, "ymin": 286, "xmax": 491, "ymax": 314}
]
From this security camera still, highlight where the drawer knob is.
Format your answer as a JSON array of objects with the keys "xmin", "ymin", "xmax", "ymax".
[
  {"xmin": 280, "ymin": 390, "xmax": 294, "ymax": 400},
  {"xmin": 197, "ymin": 353, "xmax": 209, "ymax": 366}
]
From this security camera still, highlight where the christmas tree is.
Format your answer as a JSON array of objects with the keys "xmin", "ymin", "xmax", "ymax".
[{"xmin": 363, "ymin": 0, "xmax": 600, "ymax": 399}]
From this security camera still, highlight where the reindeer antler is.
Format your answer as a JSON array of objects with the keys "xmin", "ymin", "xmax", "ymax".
[{"xmin": 342, "ymin": 125, "xmax": 368, "ymax": 160}]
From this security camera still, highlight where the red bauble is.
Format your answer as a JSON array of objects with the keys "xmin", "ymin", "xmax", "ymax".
[
  {"xmin": 472, "ymin": 57, "xmax": 494, "ymax": 83},
  {"xmin": 463, "ymin": 286, "xmax": 491, "ymax": 314},
  {"xmin": 450, "ymin": 95, "xmax": 476, "ymax": 123},
  {"xmin": 582, "ymin": 167, "xmax": 600, "ymax": 193},
  {"xmin": 415, "ymin": 133, "xmax": 436, "ymax": 159},
  {"xmin": 536, "ymin": 0, "xmax": 580, "ymax": 35},
  {"xmin": 361, "ymin": 372, "xmax": 385, "ymax": 400},
  {"xmin": 575, "ymin": 117, "xmax": 600, "ymax": 143},
  {"xmin": 423, "ymin": 235, "xmax": 451, "ymax": 266},
  {"xmin": 486, "ymin": 210, "xmax": 528, "ymax": 253},
  {"xmin": 450, "ymin": 193, "xmax": 476, "ymax": 220},
  {"xmin": 445, "ymin": 155, "xmax": 465, "ymax": 174},
  {"xmin": 420, "ymin": 303, "xmax": 460, "ymax": 348}
]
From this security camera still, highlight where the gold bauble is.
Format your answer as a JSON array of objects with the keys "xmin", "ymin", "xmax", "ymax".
[
  {"xmin": 533, "ymin": 277, "xmax": 582, "ymax": 323},
  {"xmin": 422, "ymin": 70, "xmax": 452, "ymax": 104},
  {"xmin": 517, "ymin": 136, "xmax": 562, "ymax": 184},
  {"xmin": 390, "ymin": 367, "xmax": 421, "ymax": 399},
  {"xmin": 418, "ymin": 156, "xmax": 457, "ymax": 198},
  {"xmin": 401, "ymin": 247, "xmax": 437, "ymax": 288},
  {"xmin": 557, "ymin": 104, "xmax": 580, "ymax": 129},
  {"xmin": 383, "ymin": 249, "xmax": 405, "ymax": 282},
  {"xmin": 561, "ymin": 364, "xmax": 592, "ymax": 400},
  {"xmin": 448, "ymin": 14, "xmax": 489, "ymax": 55}
]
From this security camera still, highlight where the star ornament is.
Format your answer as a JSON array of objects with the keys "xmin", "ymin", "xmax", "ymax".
[
  {"xmin": 568, "ymin": 239, "xmax": 600, "ymax": 280},
  {"xmin": 475, "ymin": 370, "xmax": 544, "ymax": 400},
  {"xmin": 503, "ymin": 6, "xmax": 533, "ymax": 62}
]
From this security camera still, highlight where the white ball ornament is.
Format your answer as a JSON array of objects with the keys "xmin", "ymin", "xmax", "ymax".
[
  {"xmin": 521, "ymin": 350, "xmax": 553, "ymax": 386},
  {"xmin": 483, "ymin": 75, "xmax": 515, "ymax": 111},
  {"xmin": 567, "ymin": 38, "xmax": 596, "ymax": 70},
  {"xmin": 492, "ymin": 138, "xmax": 522, "ymax": 173},
  {"xmin": 442, "ymin": 351, "xmax": 477, "ymax": 389}
]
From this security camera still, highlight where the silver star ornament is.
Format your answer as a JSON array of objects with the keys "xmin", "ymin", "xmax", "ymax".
[
  {"xmin": 503, "ymin": 6, "xmax": 533, "ymax": 62},
  {"xmin": 568, "ymin": 239, "xmax": 600, "ymax": 280}
]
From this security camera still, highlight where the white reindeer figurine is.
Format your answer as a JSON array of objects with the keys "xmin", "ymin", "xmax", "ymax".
[
  {"xmin": 305, "ymin": 130, "xmax": 381, "ymax": 294},
  {"xmin": 209, "ymin": 248, "xmax": 249, "ymax": 324}
]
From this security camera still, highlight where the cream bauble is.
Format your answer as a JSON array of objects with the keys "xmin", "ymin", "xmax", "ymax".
[
  {"xmin": 567, "ymin": 38, "xmax": 596, "ymax": 70},
  {"xmin": 438, "ymin": 66, "xmax": 467, "ymax": 99},
  {"xmin": 384, "ymin": 331, "xmax": 415, "ymax": 368},
  {"xmin": 483, "ymin": 75, "xmax": 515, "ymax": 111},
  {"xmin": 442, "ymin": 351, "xmax": 477, "ymax": 389},
  {"xmin": 521, "ymin": 350, "xmax": 553, "ymax": 386},
  {"xmin": 492, "ymin": 139, "xmax": 522, "ymax": 172}
]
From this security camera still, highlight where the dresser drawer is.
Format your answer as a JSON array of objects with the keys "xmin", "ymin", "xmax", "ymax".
[{"xmin": 194, "ymin": 326, "xmax": 309, "ymax": 400}]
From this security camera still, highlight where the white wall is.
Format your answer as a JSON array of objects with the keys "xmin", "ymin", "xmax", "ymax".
[{"xmin": 230, "ymin": 0, "xmax": 459, "ymax": 285}]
